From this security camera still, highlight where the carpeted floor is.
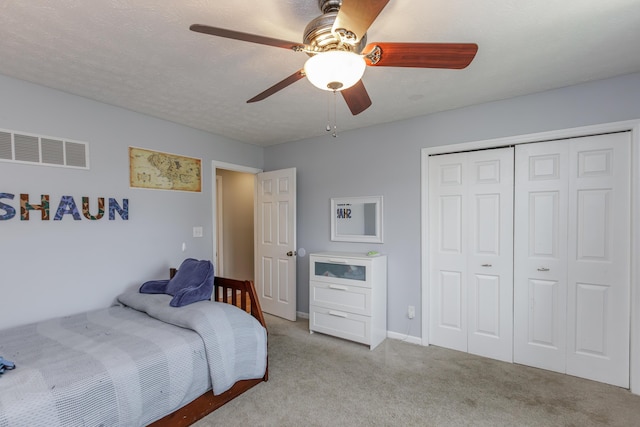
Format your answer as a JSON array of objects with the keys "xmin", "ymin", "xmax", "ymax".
[{"xmin": 194, "ymin": 314, "xmax": 640, "ymax": 426}]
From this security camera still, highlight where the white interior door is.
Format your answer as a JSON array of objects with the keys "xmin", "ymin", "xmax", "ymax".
[
  {"xmin": 255, "ymin": 168, "xmax": 297, "ymax": 321},
  {"xmin": 429, "ymin": 148, "xmax": 514, "ymax": 362},
  {"xmin": 514, "ymin": 132, "xmax": 631, "ymax": 387}
]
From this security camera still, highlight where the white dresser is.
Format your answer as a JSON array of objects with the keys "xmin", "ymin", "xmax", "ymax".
[{"xmin": 309, "ymin": 252, "xmax": 387, "ymax": 350}]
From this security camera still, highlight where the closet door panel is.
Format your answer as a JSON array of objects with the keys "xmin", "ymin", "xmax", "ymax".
[
  {"xmin": 439, "ymin": 271, "xmax": 463, "ymax": 330},
  {"xmin": 566, "ymin": 133, "xmax": 630, "ymax": 388},
  {"xmin": 440, "ymin": 196, "xmax": 462, "ymax": 252},
  {"xmin": 472, "ymin": 273, "xmax": 500, "ymax": 336},
  {"xmin": 527, "ymin": 278, "xmax": 560, "ymax": 346},
  {"xmin": 514, "ymin": 141, "xmax": 569, "ymax": 373},
  {"xmin": 429, "ymin": 153, "xmax": 468, "ymax": 352},
  {"xmin": 467, "ymin": 148, "xmax": 514, "ymax": 362},
  {"xmin": 529, "ymin": 191, "xmax": 559, "ymax": 258}
]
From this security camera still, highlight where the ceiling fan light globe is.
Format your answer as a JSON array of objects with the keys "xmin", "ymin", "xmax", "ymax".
[{"xmin": 304, "ymin": 51, "xmax": 366, "ymax": 91}]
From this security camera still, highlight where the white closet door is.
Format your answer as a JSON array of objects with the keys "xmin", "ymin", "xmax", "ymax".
[
  {"xmin": 514, "ymin": 141, "xmax": 569, "ymax": 373},
  {"xmin": 466, "ymin": 148, "xmax": 514, "ymax": 362},
  {"xmin": 515, "ymin": 132, "xmax": 630, "ymax": 387},
  {"xmin": 429, "ymin": 148, "xmax": 514, "ymax": 362},
  {"xmin": 429, "ymin": 151, "xmax": 468, "ymax": 352},
  {"xmin": 566, "ymin": 133, "xmax": 630, "ymax": 387}
]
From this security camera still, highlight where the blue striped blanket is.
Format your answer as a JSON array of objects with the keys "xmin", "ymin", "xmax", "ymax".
[{"xmin": 0, "ymin": 291, "xmax": 267, "ymax": 426}]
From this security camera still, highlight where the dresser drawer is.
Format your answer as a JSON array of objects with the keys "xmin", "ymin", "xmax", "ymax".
[
  {"xmin": 310, "ymin": 255, "xmax": 371, "ymax": 288},
  {"xmin": 310, "ymin": 281, "xmax": 371, "ymax": 316},
  {"xmin": 309, "ymin": 305, "xmax": 371, "ymax": 345}
]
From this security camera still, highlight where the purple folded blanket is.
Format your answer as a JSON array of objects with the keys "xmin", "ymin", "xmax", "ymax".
[{"xmin": 139, "ymin": 258, "xmax": 215, "ymax": 307}]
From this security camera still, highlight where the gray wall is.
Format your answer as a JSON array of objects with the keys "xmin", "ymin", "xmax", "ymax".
[
  {"xmin": 0, "ymin": 74, "xmax": 263, "ymax": 329},
  {"xmin": 263, "ymin": 72, "xmax": 640, "ymax": 337},
  {"xmin": 2, "ymin": 71, "xmax": 639, "ymax": 336}
]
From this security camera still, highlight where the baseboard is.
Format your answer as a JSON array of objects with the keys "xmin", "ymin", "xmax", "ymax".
[
  {"xmin": 387, "ymin": 330, "xmax": 422, "ymax": 345},
  {"xmin": 296, "ymin": 311, "xmax": 309, "ymax": 320}
]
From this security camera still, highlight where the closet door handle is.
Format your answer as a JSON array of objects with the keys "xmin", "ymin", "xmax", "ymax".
[
  {"xmin": 537, "ymin": 267, "xmax": 550, "ymax": 272},
  {"xmin": 481, "ymin": 264, "xmax": 492, "ymax": 267}
]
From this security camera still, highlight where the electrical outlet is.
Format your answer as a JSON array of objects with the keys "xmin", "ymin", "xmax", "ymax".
[{"xmin": 408, "ymin": 305, "xmax": 415, "ymax": 319}]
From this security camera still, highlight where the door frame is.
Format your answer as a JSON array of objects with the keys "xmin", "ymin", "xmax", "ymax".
[
  {"xmin": 211, "ymin": 160, "xmax": 262, "ymax": 280},
  {"xmin": 421, "ymin": 118, "xmax": 640, "ymax": 394},
  {"xmin": 215, "ymin": 175, "xmax": 224, "ymax": 276}
]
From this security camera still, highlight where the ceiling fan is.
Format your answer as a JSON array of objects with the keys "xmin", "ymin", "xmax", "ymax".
[{"xmin": 190, "ymin": 0, "xmax": 478, "ymax": 116}]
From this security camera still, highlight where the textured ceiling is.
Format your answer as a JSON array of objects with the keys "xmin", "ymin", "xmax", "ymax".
[{"xmin": 0, "ymin": 0, "xmax": 639, "ymax": 146}]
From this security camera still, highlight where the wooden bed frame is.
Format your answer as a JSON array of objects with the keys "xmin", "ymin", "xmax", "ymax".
[{"xmin": 148, "ymin": 271, "xmax": 268, "ymax": 427}]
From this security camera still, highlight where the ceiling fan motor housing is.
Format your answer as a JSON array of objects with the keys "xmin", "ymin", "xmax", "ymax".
[
  {"xmin": 319, "ymin": 0, "xmax": 341, "ymax": 13},
  {"xmin": 304, "ymin": 5, "xmax": 367, "ymax": 55}
]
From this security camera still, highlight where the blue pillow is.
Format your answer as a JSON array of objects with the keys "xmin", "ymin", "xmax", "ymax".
[
  {"xmin": 139, "ymin": 279, "xmax": 170, "ymax": 294},
  {"xmin": 139, "ymin": 258, "xmax": 214, "ymax": 307}
]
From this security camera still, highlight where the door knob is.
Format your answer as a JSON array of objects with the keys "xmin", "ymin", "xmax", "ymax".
[{"xmin": 286, "ymin": 251, "xmax": 297, "ymax": 257}]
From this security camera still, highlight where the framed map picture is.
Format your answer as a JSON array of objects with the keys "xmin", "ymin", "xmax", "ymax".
[{"xmin": 129, "ymin": 147, "xmax": 202, "ymax": 192}]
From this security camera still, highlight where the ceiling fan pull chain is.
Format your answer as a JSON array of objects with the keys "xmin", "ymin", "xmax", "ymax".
[
  {"xmin": 326, "ymin": 91, "xmax": 332, "ymax": 132},
  {"xmin": 332, "ymin": 90, "xmax": 338, "ymax": 137}
]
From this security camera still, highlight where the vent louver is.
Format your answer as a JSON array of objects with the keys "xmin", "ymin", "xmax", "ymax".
[
  {"xmin": 65, "ymin": 142, "xmax": 87, "ymax": 168},
  {"xmin": 0, "ymin": 128, "xmax": 89, "ymax": 169},
  {"xmin": 0, "ymin": 132, "xmax": 11, "ymax": 159},
  {"xmin": 14, "ymin": 134, "xmax": 40, "ymax": 163},
  {"xmin": 41, "ymin": 138, "xmax": 65, "ymax": 165}
]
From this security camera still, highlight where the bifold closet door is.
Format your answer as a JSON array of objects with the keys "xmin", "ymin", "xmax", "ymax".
[
  {"xmin": 513, "ymin": 141, "xmax": 569, "ymax": 374},
  {"xmin": 514, "ymin": 132, "xmax": 631, "ymax": 388},
  {"xmin": 429, "ymin": 147, "xmax": 514, "ymax": 362}
]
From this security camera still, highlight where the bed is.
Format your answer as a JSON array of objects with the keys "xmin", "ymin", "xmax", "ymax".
[{"xmin": 0, "ymin": 269, "xmax": 268, "ymax": 427}]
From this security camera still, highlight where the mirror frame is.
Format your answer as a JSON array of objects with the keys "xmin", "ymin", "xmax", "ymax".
[{"xmin": 330, "ymin": 195, "xmax": 383, "ymax": 243}]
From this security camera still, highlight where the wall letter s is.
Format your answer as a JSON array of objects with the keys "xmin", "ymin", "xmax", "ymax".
[{"xmin": 0, "ymin": 193, "xmax": 16, "ymax": 220}]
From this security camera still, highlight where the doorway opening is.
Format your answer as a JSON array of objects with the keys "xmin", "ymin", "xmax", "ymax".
[
  {"xmin": 212, "ymin": 161, "xmax": 261, "ymax": 281},
  {"xmin": 212, "ymin": 161, "xmax": 298, "ymax": 321}
]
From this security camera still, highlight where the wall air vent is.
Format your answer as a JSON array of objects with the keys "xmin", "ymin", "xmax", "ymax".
[
  {"xmin": 0, "ymin": 131, "xmax": 11, "ymax": 160},
  {"xmin": 0, "ymin": 128, "xmax": 89, "ymax": 169}
]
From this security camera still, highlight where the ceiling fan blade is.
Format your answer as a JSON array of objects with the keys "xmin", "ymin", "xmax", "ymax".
[
  {"xmin": 247, "ymin": 70, "xmax": 306, "ymax": 103},
  {"xmin": 363, "ymin": 42, "xmax": 478, "ymax": 69},
  {"xmin": 190, "ymin": 24, "xmax": 303, "ymax": 50},
  {"xmin": 341, "ymin": 80, "xmax": 372, "ymax": 115},
  {"xmin": 332, "ymin": 0, "xmax": 390, "ymax": 43}
]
